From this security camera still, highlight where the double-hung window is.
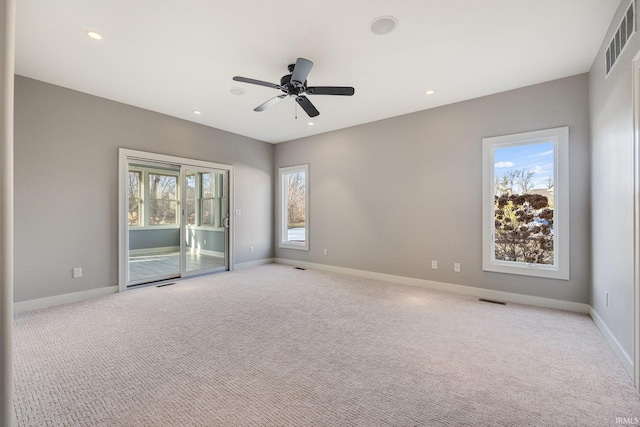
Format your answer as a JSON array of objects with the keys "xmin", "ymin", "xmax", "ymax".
[
  {"xmin": 128, "ymin": 171, "xmax": 142, "ymax": 226},
  {"xmin": 148, "ymin": 173, "xmax": 179, "ymax": 225},
  {"xmin": 279, "ymin": 164, "xmax": 309, "ymax": 250},
  {"xmin": 185, "ymin": 171, "xmax": 222, "ymax": 228},
  {"xmin": 127, "ymin": 166, "xmax": 180, "ymax": 228},
  {"xmin": 185, "ymin": 172, "xmax": 197, "ymax": 226},
  {"xmin": 200, "ymin": 172, "xmax": 217, "ymax": 227},
  {"xmin": 482, "ymin": 126, "xmax": 569, "ymax": 280}
]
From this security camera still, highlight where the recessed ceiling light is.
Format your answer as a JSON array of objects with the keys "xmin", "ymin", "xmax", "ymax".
[
  {"xmin": 425, "ymin": 89, "xmax": 436, "ymax": 95},
  {"xmin": 229, "ymin": 87, "xmax": 246, "ymax": 96},
  {"xmin": 193, "ymin": 110, "xmax": 202, "ymax": 115},
  {"xmin": 307, "ymin": 122, "xmax": 314, "ymax": 126},
  {"xmin": 370, "ymin": 16, "xmax": 398, "ymax": 35},
  {"xmin": 86, "ymin": 30, "xmax": 103, "ymax": 40}
]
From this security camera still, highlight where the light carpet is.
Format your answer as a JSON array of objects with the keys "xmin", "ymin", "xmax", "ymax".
[{"xmin": 13, "ymin": 264, "xmax": 640, "ymax": 426}]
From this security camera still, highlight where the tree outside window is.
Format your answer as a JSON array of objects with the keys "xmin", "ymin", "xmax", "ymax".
[
  {"xmin": 127, "ymin": 167, "xmax": 180, "ymax": 227},
  {"xmin": 280, "ymin": 165, "xmax": 309, "ymax": 250},
  {"xmin": 482, "ymin": 127, "xmax": 569, "ymax": 280},
  {"xmin": 185, "ymin": 173, "xmax": 197, "ymax": 226},
  {"xmin": 128, "ymin": 171, "xmax": 142, "ymax": 226},
  {"xmin": 148, "ymin": 173, "xmax": 178, "ymax": 225},
  {"xmin": 493, "ymin": 142, "xmax": 554, "ymax": 265}
]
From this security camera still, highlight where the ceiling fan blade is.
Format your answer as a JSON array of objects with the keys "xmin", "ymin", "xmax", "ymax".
[
  {"xmin": 291, "ymin": 58, "xmax": 313, "ymax": 86},
  {"xmin": 233, "ymin": 76, "xmax": 281, "ymax": 89},
  {"xmin": 254, "ymin": 94, "xmax": 287, "ymax": 112},
  {"xmin": 306, "ymin": 86, "xmax": 355, "ymax": 96},
  {"xmin": 296, "ymin": 95, "xmax": 320, "ymax": 117}
]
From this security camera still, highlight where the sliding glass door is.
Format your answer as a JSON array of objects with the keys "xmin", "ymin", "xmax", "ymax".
[
  {"xmin": 127, "ymin": 161, "xmax": 182, "ymax": 285},
  {"xmin": 183, "ymin": 168, "xmax": 229, "ymax": 276},
  {"xmin": 119, "ymin": 149, "xmax": 233, "ymax": 289}
]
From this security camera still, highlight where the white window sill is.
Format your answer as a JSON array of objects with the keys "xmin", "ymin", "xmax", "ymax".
[{"xmin": 280, "ymin": 242, "xmax": 309, "ymax": 251}]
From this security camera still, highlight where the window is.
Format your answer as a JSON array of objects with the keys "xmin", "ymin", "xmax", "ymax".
[
  {"xmin": 200, "ymin": 172, "xmax": 217, "ymax": 227},
  {"xmin": 280, "ymin": 164, "xmax": 309, "ymax": 250},
  {"xmin": 482, "ymin": 127, "xmax": 569, "ymax": 280},
  {"xmin": 185, "ymin": 171, "xmax": 222, "ymax": 228},
  {"xmin": 128, "ymin": 171, "xmax": 142, "ymax": 226},
  {"xmin": 148, "ymin": 173, "xmax": 178, "ymax": 225},
  {"xmin": 127, "ymin": 165, "xmax": 180, "ymax": 228},
  {"xmin": 185, "ymin": 172, "xmax": 197, "ymax": 226}
]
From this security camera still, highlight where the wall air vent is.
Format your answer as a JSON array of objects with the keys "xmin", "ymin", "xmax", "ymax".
[
  {"xmin": 156, "ymin": 282, "xmax": 176, "ymax": 288},
  {"xmin": 479, "ymin": 298, "xmax": 507, "ymax": 305},
  {"xmin": 606, "ymin": 1, "xmax": 636, "ymax": 77}
]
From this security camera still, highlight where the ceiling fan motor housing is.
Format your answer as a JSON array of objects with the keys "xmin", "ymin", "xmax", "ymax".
[{"xmin": 280, "ymin": 74, "xmax": 307, "ymax": 95}]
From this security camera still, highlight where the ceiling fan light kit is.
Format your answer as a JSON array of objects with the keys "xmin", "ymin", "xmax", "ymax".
[{"xmin": 233, "ymin": 57, "xmax": 355, "ymax": 118}]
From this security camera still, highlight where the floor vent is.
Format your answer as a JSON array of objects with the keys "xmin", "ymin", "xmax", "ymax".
[
  {"xmin": 156, "ymin": 282, "xmax": 176, "ymax": 288},
  {"xmin": 606, "ymin": 0, "xmax": 635, "ymax": 77},
  {"xmin": 479, "ymin": 298, "xmax": 506, "ymax": 305},
  {"xmin": 294, "ymin": 267, "xmax": 306, "ymax": 270}
]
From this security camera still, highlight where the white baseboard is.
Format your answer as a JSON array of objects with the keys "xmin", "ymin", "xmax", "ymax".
[
  {"xmin": 590, "ymin": 307, "xmax": 634, "ymax": 378},
  {"xmin": 186, "ymin": 248, "xmax": 225, "ymax": 258},
  {"xmin": 15, "ymin": 259, "xmax": 274, "ymax": 312},
  {"xmin": 129, "ymin": 246, "xmax": 179, "ymax": 255},
  {"xmin": 14, "ymin": 286, "xmax": 118, "ymax": 313},
  {"xmin": 274, "ymin": 258, "xmax": 591, "ymax": 314},
  {"xmin": 130, "ymin": 247, "xmax": 224, "ymax": 257},
  {"xmin": 273, "ymin": 259, "xmax": 640, "ymax": 379},
  {"xmin": 13, "ymin": 258, "xmax": 633, "ymax": 384},
  {"xmin": 235, "ymin": 258, "xmax": 275, "ymax": 270},
  {"xmin": 13, "ymin": 258, "xmax": 591, "ymax": 316}
]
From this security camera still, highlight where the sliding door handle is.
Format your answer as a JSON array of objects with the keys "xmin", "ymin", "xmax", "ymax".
[{"xmin": 223, "ymin": 217, "xmax": 230, "ymax": 228}]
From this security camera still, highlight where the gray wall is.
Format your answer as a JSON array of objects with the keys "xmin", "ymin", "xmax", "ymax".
[
  {"xmin": 129, "ymin": 229, "xmax": 180, "ymax": 251},
  {"xmin": 187, "ymin": 228, "xmax": 225, "ymax": 253},
  {"xmin": 589, "ymin": 2, "xmax": 639, "ymax": 361},
  {"xmin": 275, "ymin": 74, "xmax": 591, "ymax": 304},
  {"xmin": 14, "ymin": 76, "xmax": 274, "ymax": 302}
]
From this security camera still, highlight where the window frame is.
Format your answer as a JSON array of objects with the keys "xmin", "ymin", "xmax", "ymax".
[
  {"xmin": 147, "ymin": 171, "xmax": 180, "ymax": 227},
  {"xmin": 185, "ymin": 170, "xmax": 224, "ymax": 230},
  {"xmin": 279, "ymin": 164, "xmax": 309, "ymax": 251},
  {"xmin": 127, "ymin": 166, "xmax": 180, "ymax": 229},
  {"xmin": 127, "ymin": 170, "xmax": 143, "ymax": 228},
  {"xmin": 199, "ymin": 171, "xmax": 219, "ymax": 228},
  {"xmin": 185, "ymin": 171, "xmax": 198, "ymax": 227},
  {"xmin": 482, "ymin": 126, "xmax": 569, "ymax": 280}
]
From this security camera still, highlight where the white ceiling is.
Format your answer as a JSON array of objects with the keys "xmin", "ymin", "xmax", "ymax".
[{"xmin": 15, "ymin": 0, "xmax": 621, "ymax": 144}]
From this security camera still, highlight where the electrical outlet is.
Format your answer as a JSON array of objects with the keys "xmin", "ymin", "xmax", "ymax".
[
  {"xmin": 204, "ymin": 239, "xmax": 206, "ymax": 245},
  {"xmin": 250, "ymin": 246, "xmax": 254, "ymax": 253},
  {"xmin": 431, "ymin": 260, "xmax": 438, "ymax": 269},
  {"xmin": 323, "ymin": 249, "xmax": 328, "ymax": 256},
  {"xmin": 454, "ymin": 263, "xmax": 461, "ymax": 273},
  {"xmin": 235, "ymin": 209, "xmax": 241, "ymax": 216},
  {"xmin": 73, "ymin": 267, "xmax": 82, "ymax": 278}
]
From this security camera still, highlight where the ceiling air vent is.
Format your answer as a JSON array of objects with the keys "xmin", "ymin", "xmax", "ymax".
[{"xmin": 606, "ymin": 1, "xmax": 636, "ymax": 77}]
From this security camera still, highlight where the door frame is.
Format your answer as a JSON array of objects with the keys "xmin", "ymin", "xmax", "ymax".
[
  {"xmin": 633, "ymin": 55, "xmax": 640, "ymax": 391},
  {"xmin": 181, "ymin": 166, "xmax": 230, "ymax": 278},
  {"xmin": 118, "ymin": 148, "xmax": 234, "ymax": 292}
]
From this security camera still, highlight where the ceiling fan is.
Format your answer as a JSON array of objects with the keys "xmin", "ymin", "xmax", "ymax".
[{"xmin": 233, "ymin": 58, "xmax": 355, "ymax": 118}]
